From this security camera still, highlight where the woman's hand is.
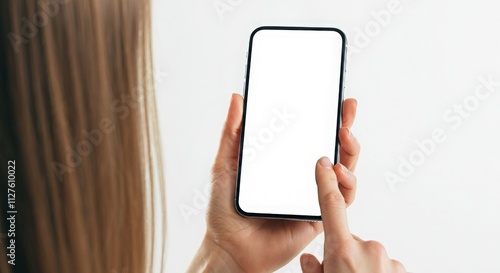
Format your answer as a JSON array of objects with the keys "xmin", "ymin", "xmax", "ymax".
[
  {"xmin": 299, "ymin": 157, "xmax": 407, "ymax": 273},
  {"xmin": 188, "ymin": 93, "xmax": 360, "ymax": 273}
]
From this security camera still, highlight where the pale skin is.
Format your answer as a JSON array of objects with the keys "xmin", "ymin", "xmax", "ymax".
[
  {"xmin": 299, "ymin": 156, "xmax": 407, "ymax": 273},
  {"xmin": 187, "ymin": 93, "xmax": 405, "ymax": 273}
]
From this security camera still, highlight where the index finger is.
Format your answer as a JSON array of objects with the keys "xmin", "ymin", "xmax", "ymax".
[{"xmin": 316, "ymin": 157, "xmax": 352, "ymax": 244}]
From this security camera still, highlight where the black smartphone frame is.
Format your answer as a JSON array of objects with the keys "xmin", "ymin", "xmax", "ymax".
[{"xmin": 234, "ymin": 26, "xmax": 348, "ymax": 221}]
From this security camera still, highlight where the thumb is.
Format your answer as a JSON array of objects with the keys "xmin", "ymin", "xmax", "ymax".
[
  {"xmin": 300, "ymin": 253, "xmax": 322, "ymax": 273},
  {"xmin": 211, "ymin": 93, "xmax": 243, "ymax": 178}
]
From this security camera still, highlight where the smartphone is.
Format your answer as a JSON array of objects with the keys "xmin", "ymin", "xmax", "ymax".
[{"xmin": 235, "ymin": 26, "xmax": 347, "ymax": 221}]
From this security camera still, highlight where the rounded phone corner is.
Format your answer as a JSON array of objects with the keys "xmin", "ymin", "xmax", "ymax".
[
  {"xmin": 249, "ymin": 26, "xmax": 270, "ymax": 42},
  {"xmin": 330, "ymin": 28, "xmax": 347, "ymax": 44},
  {"xmin": 234, "ymin": 199, "xmax": 252, "ymax": 218}
]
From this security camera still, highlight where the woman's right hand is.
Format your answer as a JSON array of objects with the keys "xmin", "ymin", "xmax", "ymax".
[{"xmin": 300, "ymin": 157, "xmax": 407, "ymax": 273}]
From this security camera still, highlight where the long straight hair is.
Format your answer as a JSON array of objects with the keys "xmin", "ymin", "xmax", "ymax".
[{"xmin": 0, "ymin": 0, "xmax": 164, "ymax": 272}]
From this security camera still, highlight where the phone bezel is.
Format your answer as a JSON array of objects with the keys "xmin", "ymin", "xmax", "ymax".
[{"xmin": 234, "ymin": 26, "xmax": 348, "ymax": 221}]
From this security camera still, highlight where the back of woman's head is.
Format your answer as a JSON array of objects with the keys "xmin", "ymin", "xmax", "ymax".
[{"xmin": 0, "ymin": 1, "xmax": 162, "ymax": 272}]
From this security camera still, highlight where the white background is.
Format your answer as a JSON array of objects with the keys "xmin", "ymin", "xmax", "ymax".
[{"xmin": 152, "ymin": 0, "xmax": 500, "ymax": 272}]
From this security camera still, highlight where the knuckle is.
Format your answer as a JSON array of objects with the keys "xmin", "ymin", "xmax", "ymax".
[
  {"xmin": 320, "ymin": 190, "xmax": 345, "ymax": 208},
  {"xmin": 391, "ymin": 259, "xmax": 406, "ymax": 272},
  {"xmin": 352, "ymin": 175, "xmax": 358, "ymax": 186},
  {"xmin": 342, "ymin": 173, "xmax": 357, "ymax": 191},
  {"xmin": 363, "ymin": 240, "xmax": 387, "ymax": 259},
  {"xmin": 354, "ymin": 135, "xmax": 360, "ymax": 148}
]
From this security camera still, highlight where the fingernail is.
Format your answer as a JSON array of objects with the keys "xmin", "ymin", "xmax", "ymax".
[
  {"xmin": 319, "ymin": 157, "xmax": 332, "ymax": 168},
  {"xmin": 340, "ymin": 163, "xmax": 348, "ymax": 173}
]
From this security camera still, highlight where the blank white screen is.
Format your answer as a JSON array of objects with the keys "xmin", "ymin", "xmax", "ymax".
[{"xmin": 238, "ymin": 28, "xmax": 344, "ymax": 217}]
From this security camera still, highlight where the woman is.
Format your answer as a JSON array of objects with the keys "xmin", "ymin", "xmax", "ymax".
[{"xmin": 0, "ymin": 0, "xmax": 406, "ymax": 272}]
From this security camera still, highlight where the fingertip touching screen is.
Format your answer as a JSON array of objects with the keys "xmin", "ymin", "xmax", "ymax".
[{"xmin": 236, "ymin": 27, "xmax": 346, "ymax": 220}]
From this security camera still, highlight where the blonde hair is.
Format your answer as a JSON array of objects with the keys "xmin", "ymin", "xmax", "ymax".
[{"xmin": 0, "ymin": 0, "xmax": 164, "ymax": 272}]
